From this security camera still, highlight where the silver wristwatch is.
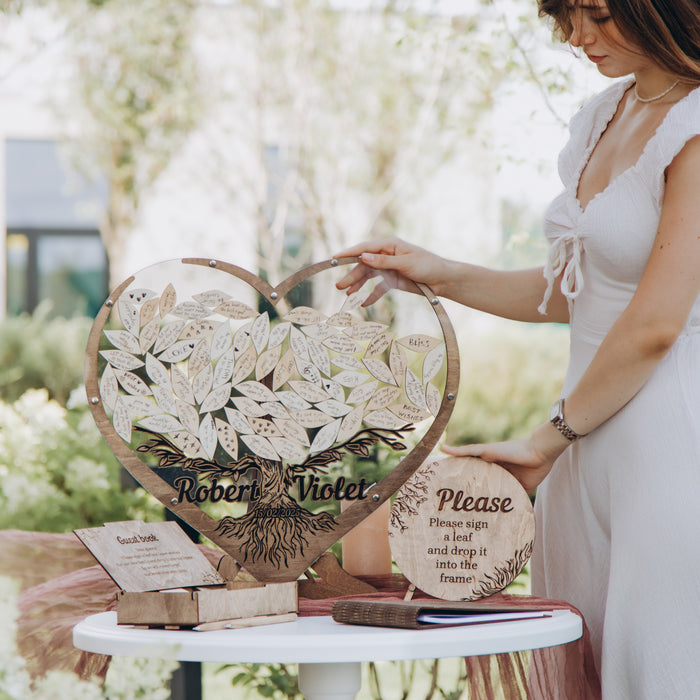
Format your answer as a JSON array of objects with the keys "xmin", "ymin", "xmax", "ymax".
[{"xmin": 549, "ymin": 398, "xmax": 584, "ymax": 441}]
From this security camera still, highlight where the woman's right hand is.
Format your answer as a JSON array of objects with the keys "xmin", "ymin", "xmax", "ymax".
[{"xmin": 335, "ymin": 237, "xmax": 450, "ymax": 306}]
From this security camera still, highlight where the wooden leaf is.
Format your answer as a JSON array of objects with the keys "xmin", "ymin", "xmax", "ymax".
[
  {"xmin": 99, "ymin": 350, "xmax": 144, "ymax": 372},
  {"xmin": 251, "ymin": 312, "xmax": 270, "ymax": 354},
  {"xmin": 139, "ymin": 318, "xmax": 160, "ymax": 354},
  {"xmin": 422, "ymin": 344, "xmax": 445, "ymax": 384},
  {"xmin": 210, "ymin": 322, "xmax": 233, "ymax": 360},
  {"xmin": 171, "ymin": 365, "xmax": 195, "ymax": 404},
  {"xmin": 236, "ymin": 380, "xmax": 277, "ymax": 403},
  {"xmin": 171, "ymin": 301, "xmax": 211, "ymax": 320},
  {"xmin": 288, "ymin": 380, "xmax": 328, "ymax": 404},
  {"xmin": 199, "ymin": 414, "xmax": 217, "ymax": 459},
  {"xmin": 224, "ymin": 407, "xmax": 255, "ymax": 434},
  {"xmin": 170, "ymin": 431, "xmax": 204, "ymax": 458},
  {"xmin": 153, "ymin": 320, "xmax": 186, "ymax": 354},
  {"xmin": 194, "ymin": 289, "xmax": 231, "ymax": 307},
  {"xmin": 275, "ymin": 390, "xmax": 312, "ymax": 411},
  {"xmin": 322, "ymin": 334, "xmax": 361, "ymax": 354},
  {"xmin": 157, "ymin": 339, "xmax": 197, "ymax": 364},
  {"xmin": 326, "ymin": 311, "xmax": 354, "ymax": 327},
  {"xmin": 283, "ymin": 306, "xmax": 326, "ymax": 325},
  {"xmin": 365, "ymin": 331, "xmax": 393, "ymax": 358},
  {"xmin": 268, "ymin": 322, "xmax": 291, "ymax": 349},
  {"xmin": 121, "ymin": 395, "xmax": 162, "ymax": 418},
  {"xmin": 389, "ymin": 403, "xmax": 430, "ymax": 424},
  {"xmin": 346, "ymin": 380, "xmax": 378, "ymax": 404},
  {"xmin": 212, "ymin": 348, "xmax": 235, "ymax": 387},
  {"xmin": 307, "ymin": 337, "xmax": 331, "ymax": 378},
  {"xmin": 231, "ymin": 396, "xmax": 267, "ymax": 418},
  {"xmin": 363, "ymin": 358, "xmax": 397, "ymax": 385},
  {"xmin": 124, "ymin": 288, "xmax": 157, "ymax": 305},
  {"xmin": 104, "ymin": 330, "xmax": 141, "ymax": 354},
  {"xmin": 405, "ymin": 368, "xmax": 428, "ymax": 411},
  {"xmin": 294, "ymin": 357, "xmax": 323, "ymax": 386},
  {"xmin": 152, "ymin": 384, "xmax": 177, "ymax": 416},
  {"xmin": 301, "ymin": 323, "xmax": 338, "ymax": 341},
  {"xmin": 344, "ymin": 322, "xmax": 387, "ymax": 341},
  {"xmin": 340, "ymin": 287, "xmax": 373, "ymax": 313},
  {"xmin": 99, "ymin": 365, "xmax": 119, "ymax": 411},
  {"xmin": 363, "ymin": 409, "xmax": 406, "ymax": 430},
  {"xmin": 260, "ymin": 401, "xmax": 289, "ymax": 419},
  {"xmin": 241, "ymin": 434, "xmax": 279, "ymax": 461},
  {"xmin": 188, "ymin": 338, "xmax": 211, "ymax": 377},
  {"xmin": 112, "ymin": 397, "xmax": 132, "ymax": 443},
  {"xmin": 199, "ymin": 383, "xmax": 231, "ymax": 414},
  {"xmin": 333, "ymin": 370, "xmax": 371, "ymax": 388},
  {"xmin": 117, "ymin": 297, "xmax": 140, "ymax": 336},
  {"xmin": 179, "ymin": 320, "xmax": 219, "ymax": 341},
  {"xmin": 366, "ymin": 386, "xmax": 401, "ymax": 411},
  {"xmin": 250, "ymin": 417, "xmax": 284, "ymax": 438},
  {"xmin": 389, "ymin": 341, "xmax": 408, "ymax": 385},
  {"xmin": 114, "ymin": 369, "xmax": 152, "ymax": 396},
  {"xmin": 215, "ymin": 300, "xmax": 258, "ymax": 320},
  {"xmin": 139, "ymin": 297, "xmax": 160, "ymax": 328},
  {"xmin": 159, "ymin": 283, "xmax": 177, "ymax": 317},
  {"xmin": 337, "ymin": 405, "xmax": 364, "ymax": 444},
  {"xmin": 215, "ymin": 418, "xmax": 238, "ymax": 461},
  {"xmin": 230, "ymin": 345, "xmax": 256, "ymax": 385},
  {"xmin": 321, "ymin": 378, "xmax": 345, "ymax": 403},
  {"xmin": 272, "ymin": 417, "xmax": 310, "ymax": 446},
  {"xmin": 138, "ymin": 414, "xmax": 184, "ymax": 434},
  {"xmin": 256, "ymin": 345, "xmax": 281, "ymax": 380},
  {"xmin": 272, "ymin": 348, "xmax": 296, "ymax": 391},
  {"xmin": 331, "ymin": 354, "xmax": 363, "ymax": 371},
  {"xmin": 309, "ymin": 418, "xmax": 342, "ymax": 453},
  {"xmin": 426, "ymin": 382, "xmax": 442, "ymax": 417},
  {"xmin": 288, "ymin": 409, "xmax": 335, "ymax": 429},
  {"xmin": 289, "ymin": 326, "xmax": 309, "ymax": 360},
  {"xmin": 268, "ymin": 437, "xmax": 308, "ymax": 463},
  {"xmin": 314, "ymin": 399, "xmax": 353, "ymax": 418},
  {"xmin": 176, "ymin": 399, "xmax": 200, "ymax": 434},
  {"xmin": 396, "ymin": 334, "xmax": 442, "ymax": 353}
]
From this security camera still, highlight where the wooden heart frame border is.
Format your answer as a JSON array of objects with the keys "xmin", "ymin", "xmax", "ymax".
[{"xmin": 85, "ymin": 257, "xmax": 459, "ymax": 581}]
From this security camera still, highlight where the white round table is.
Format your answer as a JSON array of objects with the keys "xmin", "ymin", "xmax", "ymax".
[{"xmin": 73, "ymin": 611, "xmax": 582, "ymax": 699}]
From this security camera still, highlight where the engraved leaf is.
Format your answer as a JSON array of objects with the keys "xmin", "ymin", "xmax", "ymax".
[
  {"xmin": 100, "ymin": 350, "xmax": 144, "ymax": 372},
  {"xmin": 272, "ymin": 417, "xmax": 310, "ymax": 445},
  {"xmin": 426, "ymin": 382, "xmax": 442, "ymax": 416},
  {"xmin": 112, "ymin": 397, "xmax": 132, "ymax": 443},
  {"xmin": 224, "ymin": 407, "xmax": 255, "ymax": 434},
  {"xmin": 117, "ymin": 298, "xmax": 140, "ymax": 336},
  {"xmin": 397, "ymin": 334, "xmax": 442, "ymax": 353},
  {"xmin": 288, "ymin": 380, "xmax": 328, "ymax": 403},
  {"xmin": 301, "ymin": 323, "xmax": 338, "ymax": 341},
  {"xmin": 104, "ymin": 330, "xmax": 141, "ymax": 354},
  {"xmin": 138, "ymin": 414, "xmax": 184, "ymax": 433},
  {"xmin": 344, "ymin": 322, "xmax": 387, "ymax": 340},
  {"xmin": 139, "ymin": 317, "xmax": 160, "ymax": 354},
  {"xmin": 152, "ymin": 384, "xmax": 177, "ymax": 415},
  {"xmin": 347, "ymin": 380, "xmax": 378, "ymax": 404},
  {"xmin": 322, "ymin": 334, "xmax": 361, "ymax": 354},
  {"xmin": 314, "ymin": 399, "xmax": 353, "ymax": 418},
  {"xmin": 233, "ymin": 322, "xmax": 253, "ymax": 358},
  {"xmin": 140, "ymin": 297, "xmax": 159, "ymax": 328},
  {"xmin": 363, "ymin": 358, "xmax": 397, "ymax": 385},
  {"xmin": 188, "ymin": 338, "xmax": 211, "ymax": 377},
  {"xmin": 125, "ymin": 288, "xmax": 157, "ymax": 305},
  {"xmin": 307, "ymin": 337, "xmax": 331, "ymax": 378},
  {"xmin": 405, "ymin": 368, "xmax": 428, "ymax": 410},
  {"xmin": 176, "ymin": 399, "xmax": 200, "ymax": 434},
  {"xmin": 153, "ymin": 320, "xmax": 186, "ymax": 354},
  {"xmin": 199, "ymin": 383, "xmax": 231, "ymax": 414},
  {"xmin": 158, "ymin": 339, "xmax": 197, "ymax": 363},
  {"xmin": 321, "ymin": 378, "xmax": 345, "ymax": 403},
  {"xmin": 268, "ymin": 321, "xmax": 291, "ymax": 349},
  {"xmin": 230, "ymin": 345, "xmax": 256, "ymax": 385},
  {"xmin": 365, "ymin": 331, "xmax": 393, "ymax": 358},
  {"xmin": 114, "ymin": 369, "xmax": 152, "ymax": 396},
  {"xmin": 422, "ymin": 344, "xmax": 445, "ymax": 385},
  {"xmin": 215, "ymin": 300, "xmax": 258, "ymax": 320},
  {"xmin": 389, "ymin": 403, "xmax": 430, "ymax": 424},
  {"xmin": 363, "ymin": 409, "xmax": 406, "ymax": 430},
  {"xmin": 241, "ymin": 434, "xmax": 279, "ymax": 461},
  {"xmin": 170, "ymin": 431, "xmax": 204, "ymax": 458},
  {"xmin": 171, "ymin": 365, "xmax": 195, "ymax": 404},
  {"xmin": 194, "ymin": 290, "xmax": 231, "ymax": 307},
  {"xmin": 199, "ymin": 414, "xmax": 217, "ymax": 459},
  {"xmin": 215, "ymin": 418, "xmax": 238, "ymax": 460},
  {"xmin": 99, "ymin": 364, "xmax": 119, "ymax": 411},
  {"xmin": 327, "ymin": 311, "xmax": 354, "ymax": 327},
  {"xmin": 159, "ymin": 283, "xmax": 176, "ymax": 317},
  {"xmin": 288, "ymin": 408, "xmax": 335, "ymax": 429},
  {"xmin": 210, "ymin": 322, "xmax": 233, "ymax": 360},
  {"xmin": 309, "ymin": 418, "xmax": 342, "ymax": 453},
  {"xmin": 121, "ymin": 395, "xmax": 162, "ymax": 418},
  {"xmin": 275, "ymin": 390, "xmax": 312, "ymax": 411},
  {"xmin": 212, "ymin": 348, "xmax": 235, "ymax": 387},
  {"xmin": 333, "ymin": 370, "xmax": 371, "ymax": 388},
  {"xmin": 231, "ymin": 396, "xmax": 267, "ymax": 418},
  {"xmin": 295, "ymin": 357, "xmax": 322, "ymax": 385},
  {"xmin": 337, "ymin": 405, "xmax": 364, "ymax": 444},
  {"xmin": 236, "ymin": 380, "xmax": 277, "ymax": 403},
  {"xmin": 289, "ymin": 326, "xmax": 309, "ymax": 360},
  {"xmin": 283, "ymin": 306, "xmax": 326, "ymax": 325},
  {"xmin": 268, "ymin": 437, "xmax": 308, "ymax": 462},
  {"xmin": 171, "ymin": 301, "xmax": 211, "ymax": 320},
  {"xmin": 366, "ymin": 386, "xmax": 401, "ymax": 411},
  {"xmin": 260, "ymin": 401, "xmax": 289, "ymax": 419},
  {"xmin": 331, "ymin": 354, "xmax": 363, "ymax": 371},
  {"xmin": 389, "ymin": 341, "xmax": 408, "ymax": 385},
  {"xmin": 250, "ymin": 417, "xmax": 284, "ymax": 438},
  {"xmin": 272, "ymin": 348, "xmax": 296, "ymax": 391},
  {"xmin": 256, "ymin": 345, "xmax": 281, "ymax": 380},
  {"xmin": 251, "ymin": 311, "xmax": 270, "ymax": 354},
  {"xmin": 180, "ymin": 320, "xmax": 219, "ymax": 340},
  {"xmin": 340, "ymin": 287, "xmax": 373, "ymax": 313}
]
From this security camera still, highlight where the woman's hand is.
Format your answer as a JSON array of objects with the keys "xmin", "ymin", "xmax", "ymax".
[
  {"xmin": 335, "ymin": 237, "xmax": 451, "ymax": 305},
  {"xmin": 442, "ymin": 422, "xmax": 572, "ymax": 494}
]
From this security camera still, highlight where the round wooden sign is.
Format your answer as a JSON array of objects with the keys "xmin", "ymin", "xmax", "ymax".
[{"xmin": 389, "ymin": 456, "xmax": 534, "ymax": 601}]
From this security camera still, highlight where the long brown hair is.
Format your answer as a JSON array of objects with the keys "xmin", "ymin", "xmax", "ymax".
[{"xmin": 538, "ymin": 0, "xmax": 700, "ymax": 80}]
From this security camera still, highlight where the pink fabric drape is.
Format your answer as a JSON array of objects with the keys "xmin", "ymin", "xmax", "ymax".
[{"xmin": 0, "ymin": 530, "xmax": 600, "ymax": 698}]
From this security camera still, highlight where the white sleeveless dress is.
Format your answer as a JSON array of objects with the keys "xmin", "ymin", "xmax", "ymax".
[{"xmin": 531, "ymin": 79, "xmax": 700, "ymax": 699}]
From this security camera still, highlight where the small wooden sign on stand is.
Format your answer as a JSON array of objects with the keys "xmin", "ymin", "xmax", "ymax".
[
  {"xmin": 75, "ymin": 520, "xmax": 297, "ymax": 629},
  {"xmin": 389, "ymin": 456, "xmax": 535, "ymax": 601}
]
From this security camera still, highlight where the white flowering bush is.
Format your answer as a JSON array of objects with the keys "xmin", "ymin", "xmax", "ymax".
[{"xmin": 0, "ymin": 388, "xmax": 159, "ymax": 532}]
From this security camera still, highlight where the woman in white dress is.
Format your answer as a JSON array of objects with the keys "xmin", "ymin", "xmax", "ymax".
[{"xmin": 336, "ymin": 0, "xmax": 700, "ymax": 696}]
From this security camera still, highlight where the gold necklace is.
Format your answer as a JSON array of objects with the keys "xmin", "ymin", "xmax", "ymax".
[{"xmin": 634, "ymin": 80, "xmax": 680, "ymax": 103}]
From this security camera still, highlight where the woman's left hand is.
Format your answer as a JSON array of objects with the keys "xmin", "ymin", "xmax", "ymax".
[{"xmin": 441, "ymin": 423, "xmax": 572, "ymax": 494}]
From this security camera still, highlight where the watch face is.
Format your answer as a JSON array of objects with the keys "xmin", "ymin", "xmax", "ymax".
[{"xmin": 550, "ymin": 400, "xmax": 562, "ymax": 422}]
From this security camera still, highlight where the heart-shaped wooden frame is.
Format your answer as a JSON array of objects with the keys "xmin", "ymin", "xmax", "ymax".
[{"xmin": 85, "ymin": 257, "xmax": 459, "ymax": 581}]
